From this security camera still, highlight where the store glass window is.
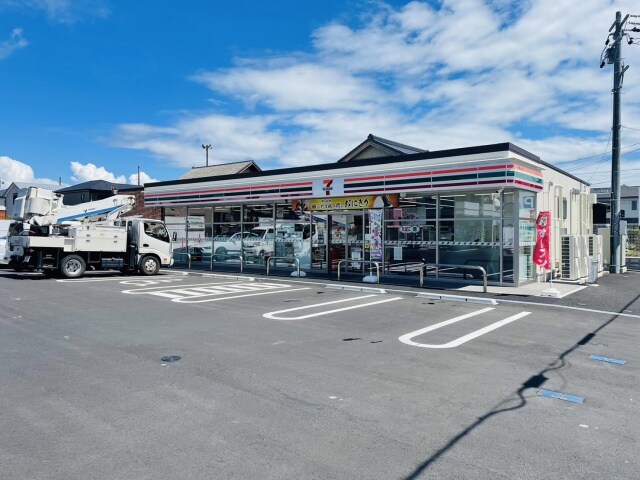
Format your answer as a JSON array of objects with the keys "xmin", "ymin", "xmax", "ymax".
[
  {"xmin": 440, "ymin": 192, "xmax": 501, "ymax": 218},
  {"xmin": 164, "ymin": 206, "xmax": 189, "ymax": 265},
  {"xmin": 272, "ymin": 202, "xmax": 314, "ymax": 269},
  {"xmin": 212, "ymin": 205, "xmax": 243, "ymax": 264},
  {"xmin": 243, "ymin": 204, "xmax": 274, "ymax": 265},
  {"xmin": 518, "ymin": 219, "xmax": 536, "ymax": 282},
  {"xmin": 438, "ymin": 218, "xmax": 501, "ymax": 280},
  {"xmin": 184, "ymin": 206, "xmax": 211, "ymax": 266}
]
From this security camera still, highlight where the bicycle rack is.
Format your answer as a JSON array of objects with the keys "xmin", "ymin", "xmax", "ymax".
[
  {"xmin": 336, "ymin": 259, "xmax": 381, "ymax": 284},
  {"xmin": 266, "ymin": 256, "xmax": 300, "ymax": 277},
  {"xmin": 419, "ymin": 263, "xmax": 488, "ymax": 292},
  {"xmin": 210, "ymin": 253, "xmax": 244, "ymax": 273}
]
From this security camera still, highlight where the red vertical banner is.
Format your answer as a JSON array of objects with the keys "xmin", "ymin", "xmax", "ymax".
[{"xmin": 533, "ymin": 211, "xmax": 551, "ymax": 270}]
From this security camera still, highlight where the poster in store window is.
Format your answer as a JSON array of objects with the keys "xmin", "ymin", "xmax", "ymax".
[{"xmin": 369, "ymin": 209, "xmax": 383, "ymax": 261}]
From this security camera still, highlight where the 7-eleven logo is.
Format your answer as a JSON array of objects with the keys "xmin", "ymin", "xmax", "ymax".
[{"xmin": 323, "ymin": 179, "xmax": 334, "ymax": 196}]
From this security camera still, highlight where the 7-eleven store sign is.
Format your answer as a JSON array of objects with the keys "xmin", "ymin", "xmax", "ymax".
[{"xmin": 313, "ymin": 178, "xmax": 344, "ymax": 197}]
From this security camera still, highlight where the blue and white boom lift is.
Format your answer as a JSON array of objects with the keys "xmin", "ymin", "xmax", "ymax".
[{"xmin": 6, "ymin": 187, "xmax": 173, "ymax": 278}]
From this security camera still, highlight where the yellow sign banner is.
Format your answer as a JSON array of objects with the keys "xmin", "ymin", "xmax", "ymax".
[
  {"xmin": 292, "ymin": 194, "xmax": 399, "ymax": 212},
  {"xmin": 307, "ymin": 196, "xmax": 375, "ymax": 210}
]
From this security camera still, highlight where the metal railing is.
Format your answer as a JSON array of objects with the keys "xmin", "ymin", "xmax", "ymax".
[
  {"xmin": 336, "ymin": 259, "xmax": 381, "ymax": 284},
  {"xmin": 266, "ymin": 256, "xmax": 300, "ymax": 277},
  {"xmin": 419, "ymin": 263, "xmax": 487, "ymax": 292},
  {"xmin": 210, "ymin": 253, "xmax": 244, "ymax": 273},
  {"xmin": 173, "ymin": 252, "xmax": 244, "ymax": 273}
]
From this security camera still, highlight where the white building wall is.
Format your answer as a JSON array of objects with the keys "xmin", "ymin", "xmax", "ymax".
[{"xmin": 535, "ymin": 169, "xmax": 593, "ymax": 276}]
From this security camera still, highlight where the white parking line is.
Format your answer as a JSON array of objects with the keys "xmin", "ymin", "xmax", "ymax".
[
  {"xmin": 174, "ymin": 287, "xmax": 311, "ymax": 304},
  {"xmin": 264, "ymin": 295, "xmax": 402, "ymax": 320},
  {"xmin": 58, "ymin": 275, "xmax": 187, "ymax": 284},
  {"xmin": 399, "ymin": 308, "xmax": 531, "ymax": 348},
  {"xmin": 121, "ymin": 280, "xmax": 307, "ymax": 304},
  {"xmin": 122, "ymin": 280, "xmax": 253, "ymax": 294}
]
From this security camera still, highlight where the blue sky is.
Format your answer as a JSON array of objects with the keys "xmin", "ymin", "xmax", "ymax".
[{"xmin": 1, "ymin": 0, "xmax": 640, "ymax": 189}]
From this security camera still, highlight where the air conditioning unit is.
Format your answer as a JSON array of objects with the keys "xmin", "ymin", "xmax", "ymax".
[
  {"xmin": 561, "ymin": 235, "xmax": 586, "ymax": 282},
  {"xmin": 587, "ymin": 235, "xmax": 604, "ymax": 273},
  {"xmin": 579, "ymin": 235, "xmax": 589, "ymax": 279}
]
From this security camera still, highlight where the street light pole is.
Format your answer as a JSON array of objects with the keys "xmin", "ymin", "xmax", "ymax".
[{"xmin": 202, "ymin": 144, "xmax": 212, "ymax": 167}]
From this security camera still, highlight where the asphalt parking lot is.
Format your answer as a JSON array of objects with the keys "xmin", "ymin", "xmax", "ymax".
[{"xmin": 0, "ymin": 270, "xmax": 638, "ymax": 480}]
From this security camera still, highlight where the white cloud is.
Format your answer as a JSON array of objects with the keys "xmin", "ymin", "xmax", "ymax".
[
  {"xmin": 128, "ymin": 171, "xmax": 158, "ymax": 186},
  {"xmin": 70, "ymin": 161, "xmax": 125, "ymax": 183},
  {"xmin": 193, "ymin": 63, "xmax": 382, "ymax": 112},
  {"xmin": 0, "ymin": 155, "xmax": 59, "ymax": 185},
  {"xmin": 113, "ymin": 0, "xmax": 640, "ymax": 186},
  {"xmin": 0, "ymin": 28, "xmax": 28, "ymax": 60},
  {"xmin": 69, "ymin": 161, "xmax": 157, "ymax": 186},
  {"xmin": 113, "ymin": 115, "xmax": 284, "ymax": 168}
]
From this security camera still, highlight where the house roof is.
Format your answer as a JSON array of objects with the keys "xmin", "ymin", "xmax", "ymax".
[
  {"xmin": 592, "ymin": 185, "xmax": 639, "ymax": 198},
  {"xmin": 337, "ymin": 134, "xmax": 427, "ymax": 163},
  {"xmin": 1, "ymin": 182, "xmax": 62, "ymax": 196},
  {"xmin": 179, "ymin": 161, "xmax": 261, "ymax": 180},
  {"xmin": 55, "ymin": 180, "xmax": 142, "ymax": 194}
]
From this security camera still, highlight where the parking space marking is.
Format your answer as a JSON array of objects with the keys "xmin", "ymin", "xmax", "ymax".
[
  {"xmin": 399, "ymin": 308, "xmax": 531, "ymax": 349},
  {"xmin": 263, "ymin": 295, "xmax": 402, "ymax": 320},
  {"xmin": 122, "ymin": 280, "xmax": 252, "ymax": 294},
  {"xmin": 175, "ymin": 287, "xmax": 311, "ymax": 304},
  {"xmin": 58, "ymin": 275, "xmax": 187, "ymax": 285},
  {"xmin": 122, "ymin": 281, "xmax": 308, "ymax": 304}
]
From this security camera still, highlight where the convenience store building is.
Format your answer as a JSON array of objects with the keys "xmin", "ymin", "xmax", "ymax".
[{"xmin": 144, "ymin": 138, "xmax": 595, "ymax": 286}]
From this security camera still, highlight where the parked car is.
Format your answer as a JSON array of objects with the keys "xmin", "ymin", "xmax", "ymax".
[{"xmin": 212, "ymin": 231, "xmax": 260, "ymax": 257}]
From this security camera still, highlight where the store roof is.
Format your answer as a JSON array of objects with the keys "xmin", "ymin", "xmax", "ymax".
[
  {"xmin": 150, "ymin": 142, "xmax": 554, "ymax": 188},
  {"xmin": 179, "ymin": 161, "xmax": 261, "ymax": 180},
  {"xmin": 337, "ymin": 134, "xmax": 427, "ymax": 163}
]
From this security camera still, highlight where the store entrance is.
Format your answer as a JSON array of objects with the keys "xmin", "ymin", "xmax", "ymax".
[
  {"xmin": 309, "ymin": 210, "xmax": 383, "ymax": 274},
  {"xmin": 326, "ymin": 212, "xmax": 368, "ymax": 274}
]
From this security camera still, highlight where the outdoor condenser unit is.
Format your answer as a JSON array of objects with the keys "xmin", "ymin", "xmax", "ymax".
[
  {"xmin": 561, "ymin": 235, "xmax": 586, "ymax": 282},
  {"xmin": 587, "ymin": 234, "xmax": 604, "ymax": 273}
]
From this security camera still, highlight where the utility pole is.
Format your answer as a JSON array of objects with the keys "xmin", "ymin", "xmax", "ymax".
[
  {"xmin": 202, "ymin": 144, "xmax": 212, "ymax": 167},
  {"xmin": 601, "ymin": 11, "xmax": 638, "ymax": 273}
]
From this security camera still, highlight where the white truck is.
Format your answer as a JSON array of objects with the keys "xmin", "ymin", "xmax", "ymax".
[
  {"xmin": 0, "ymin": 219, "xmax": 11, "ymax": 266},
  {"xmin": 6, "ymin": 187, "xmax": 173, "ymax": 278}
]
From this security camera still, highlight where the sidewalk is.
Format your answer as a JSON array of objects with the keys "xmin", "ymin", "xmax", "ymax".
[{"xmin": 455, "ymin": 280, "xmax": 588, "ymax": 298}]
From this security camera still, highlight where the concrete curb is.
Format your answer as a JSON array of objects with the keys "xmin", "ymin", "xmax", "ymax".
[
  {"xmin": 416, "ymin": 292, "xmax": 498, "ymax": 305},
  {"xmin": 163, "ymin": 269, "xmax": 502, "ymax": 304},
  {"xmin": 326, "ymin": 284, "xmax": 387, "ymax": 294}
]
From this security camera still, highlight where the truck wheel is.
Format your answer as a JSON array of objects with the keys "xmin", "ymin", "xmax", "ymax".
[
  {"xmin": 59, "ymin": 255, "xmax": 86, "ymax": 279},
  {"xmin": 139, "ymin": 255, "xmax": 160, "ymax": 276}
]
